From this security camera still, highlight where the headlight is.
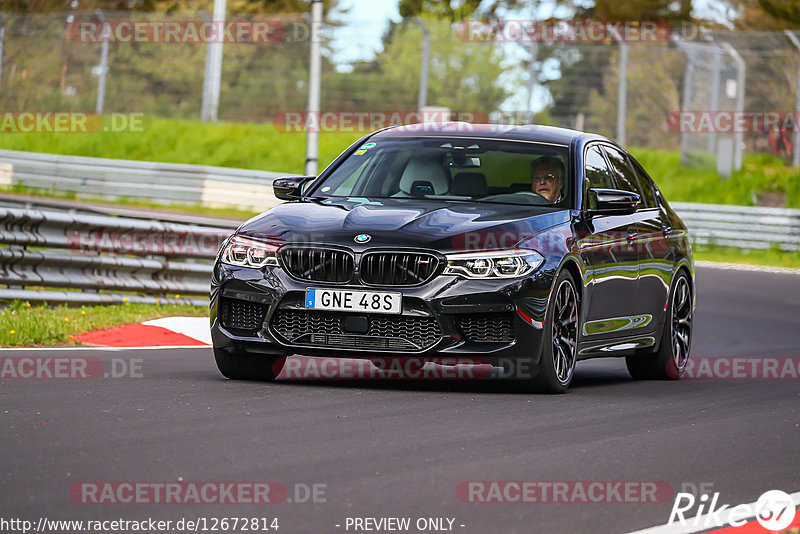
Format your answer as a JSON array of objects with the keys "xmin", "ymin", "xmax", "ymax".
[
  {"xmin": 220, "ymin": 235, "xmax": 279, "ymax": 268},
  {"xmin": 443, "ymin": 249, "xmax": 543, "ymax": 279}
]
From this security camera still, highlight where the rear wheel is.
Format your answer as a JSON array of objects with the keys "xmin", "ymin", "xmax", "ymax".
[
  {"xmin": 626, "ymin": 272, "xmax": 693, "ymax": 380},
  {"xmin": 532, "ymin": 270, "xmax": 580, "ymax": 393},
  {"xmin": 214, "ymin": 347, "xmax": 286, "ymax": 381}
]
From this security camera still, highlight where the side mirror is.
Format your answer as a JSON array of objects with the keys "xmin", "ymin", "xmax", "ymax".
[
  {"xmin": 587, "ymin": 188, "xmax": 640, "ymax": 215},
  {"xmin": 273, "ymin": 176, "xmax": 315, "ymax": 201}
]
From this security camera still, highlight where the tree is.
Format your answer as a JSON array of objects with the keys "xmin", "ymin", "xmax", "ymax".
[
  {"xmin": 323, "ymin": 16, "xmax": 514, "ymax": 113},
  {"xmin": 757, "ymin": 0, "xmax": 800, "ymax": 24},
  {"xmin": 397, "ymin": 0, "xmax": 523, "ymax": 21}
]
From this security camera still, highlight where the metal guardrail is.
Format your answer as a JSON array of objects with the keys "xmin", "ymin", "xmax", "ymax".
[
  {"xmin": 0, "ymin": 193, "xmax": 241, "ymax": 229},
  {"xmin": 0, "ymin": 207, "xmax": 231, "ymax": 306},
  {"xmin": 0, "ymin": 149, "xmax": 288, "ymax": 212},
  {"xmin": 0, "ymin": 200, "xmax": 796, "ymax": 307},
  {"xmin": 671, "ymin": 202, "xmax": 800, "ymax": 251}
]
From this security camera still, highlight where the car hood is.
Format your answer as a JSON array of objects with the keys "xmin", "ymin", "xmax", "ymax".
[{"xmin": 238, "ymin": 197, "xmax": 571, "ymax": 253}]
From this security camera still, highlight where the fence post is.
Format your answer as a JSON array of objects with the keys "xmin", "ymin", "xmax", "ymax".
[
  {"xmin": 412, "ymin": 17, "xmax": 430, "ymax": 111},
  {"xmin": 202, "ymin": 0, "xmax": 227, "ymax": 123},
  {"xmin": 526, "ymin": 41, "xmax": 538, "ymax": 118},
  {"xmin": 304, "ymin": 0, "xmax": 323, "ymax": 176},
  {"xmin": 617, "ymin": 41, "xmax": 628, "ymax": 146},
  {"xmin": 708, "ymin": 46, "xmax": 722, "ymax": 155},
  {"xmin": 94, "ymin": 9, "xmax": 110, "ymax": 115},
  {"xmin": 200, "ymin": 11, "xmax": 213, "ymax": 122},
  {"xmin": 721, "ymin": 41, "xmax": 745, "ymax": 172},
  {"xmin": 679, "ymin": 45, "xmax": 694, "ymax": 166},
  {"xmin": 785, "ymin": 30, "xmax": 800, "ymax": 168},
  {"xmin": 0, "ymin": 14, "xmax": 5, "ymax": 92}
]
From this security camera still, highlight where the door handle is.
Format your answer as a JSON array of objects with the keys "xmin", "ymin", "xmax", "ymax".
[
  {"xmin": 626, "ymin": 228, "xmax": 638, "ymax": 245},
  {"xmin": 662, "ymin": 225, "xmax": 672, "ymax": 238}
]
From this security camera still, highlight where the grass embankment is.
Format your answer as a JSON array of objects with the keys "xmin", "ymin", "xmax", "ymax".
[
  {"xmin": 0, "ymin": 117, "xmax": 797, "ymax": 206},
  {"xmin": 0, "ymin": 117, "xmax": 363, "ymax": 174},
  {"xmin": 693, "ymin": 245, "xmax": 800, "ymax": 269},
  {"xmin": 0, "ymin": 301, "xmax": 206, "ymax": 347},
  {"xmin": 630, "ymin": 149, "xmax": 800, "ymax": 208}
]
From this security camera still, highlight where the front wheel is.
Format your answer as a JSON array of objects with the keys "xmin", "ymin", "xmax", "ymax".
[
  {"xmin": 626, "ymin": 272, "xmax": 693, "ymax": 380},
  {"xmin": 214, "ymin": 347, "xmax": 286, "ymax": 381},
  {"xmin": 532, "ymin": 269, "xmax": 580, "ymax": 393}
]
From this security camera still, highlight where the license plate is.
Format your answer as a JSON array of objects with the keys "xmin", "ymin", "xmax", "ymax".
[{"xmin": 305, "ymin": 288, "xmax": 402, "ymax": 315}]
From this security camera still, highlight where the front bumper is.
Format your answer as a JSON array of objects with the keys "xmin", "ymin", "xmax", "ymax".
[{"xmin": 210, "ymin": 262, "xmax": 554, "ymax": 366}]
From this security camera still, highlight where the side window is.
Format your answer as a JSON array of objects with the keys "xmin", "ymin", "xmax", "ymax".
[
  {"xmin": 603, "ymin": 145, "xmax": 644, "ymax": 199},
  {"xmin": 331, "ymin": 158, "xmax": 370, "ymax": 196},
  {"xmin": 628, "ymin": 157, "xmax": 658, "ymax": 208},
  {"xmin": 583, "ymin": 145, "xmax": 614, "ymax": 210}
]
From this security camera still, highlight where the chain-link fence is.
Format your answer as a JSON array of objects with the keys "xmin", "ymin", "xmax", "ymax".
[{"xmin": 1, "ymin": 11, "xmax": 799, "ymax": 171}]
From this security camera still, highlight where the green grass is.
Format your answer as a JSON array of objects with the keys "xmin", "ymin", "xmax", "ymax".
[
  {"xmin": 0, "ymin": 117, "xmax": 364, "ymax": 174},
  {"xmin": 693, "ymin": 244, "xmax": 800, "ymax": 269},
  {"xmin": 1, "ymin": 116, "xmax": 797, "ymax": 206},
  {"xmin": 630, "ymin": 149, "xmax": 800, "ymax": 208},
  {"xmin": 0, "ymin": 300, "xmax": 206, "ymax": 347}
]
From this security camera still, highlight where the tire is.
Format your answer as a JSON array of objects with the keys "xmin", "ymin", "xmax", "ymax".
[
  {"xmin": 626, "ymin": 272, "xmax": 693, "ymax": 380},
  {"xmin": 531, "ymin": 269, "xmax": 580, "ymax": 393},
  {"xmin": 214, "ymin": 347, "xmax": 286, "ymax": 381}
]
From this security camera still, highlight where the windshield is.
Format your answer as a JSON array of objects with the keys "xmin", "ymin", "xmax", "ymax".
[{"xmin": 308, "ymin": 138, "xmax": 571, "ymax": 207}]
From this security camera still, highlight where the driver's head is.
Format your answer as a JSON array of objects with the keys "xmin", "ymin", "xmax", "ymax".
[{"xmin": 530, "ymin": 157, "xmax": 564, "ymax": 203}]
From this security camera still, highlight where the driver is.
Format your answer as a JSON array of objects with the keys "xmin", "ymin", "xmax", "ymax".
[{"xmin": 530, "ymin": 157, "xmax": 564, "ymax": 203}]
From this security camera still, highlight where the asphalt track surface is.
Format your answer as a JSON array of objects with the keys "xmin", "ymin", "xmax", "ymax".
[{"xmin": 2, "ymin": 266, "xmax": 799, "ymax": 534}]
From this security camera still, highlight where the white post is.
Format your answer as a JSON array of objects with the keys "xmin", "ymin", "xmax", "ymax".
[
  {"xmin": 708, "ymin": 46, "xmax": 721, "ymax": 154},
  {"xmin": 721, "ymin": 41, "xmax": 745, "ymax": 172},
  {"xmin": 785, "ymin": 30, "xmax": 800, "ymax": 168},
  {"xmin": 679, "ymin": 47, "xmax": 694, "ymax": 166},
  {"xmin": 200, "ymin": 11, "xmax": 213, "ymax": 122},
  {"xmin": 95, "ymin": 10, "xmax": 110, "ymax": 115},
  {"xmin": 412, "ymin": 17, "xmax": 430, "ymax": 110},
  {"xmin": 0, "ymin": 15, "xmax": 5, "ymax": 92},
  {"xmin": 204, "ymin": 0, "xmax": 227, "ymax": 123},
  {"xmin": 617, "ymin": 41, "xmax": 628, "ymax": 146},
  {"xmin": 526, "ymin": 41, "xmax": 539, "ymax": 120},
  {"xmin": 609, "ymin": 23, "xmax": 627, "ymax": 145},
  {"xmin": 304, "ymin": 0, "xmax": 323, "ymax": 176}
]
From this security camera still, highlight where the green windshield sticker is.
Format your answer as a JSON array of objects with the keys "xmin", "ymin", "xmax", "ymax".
[{"xmin": 354, "ymin": 142, "xmax": 376, "ymax": 155}]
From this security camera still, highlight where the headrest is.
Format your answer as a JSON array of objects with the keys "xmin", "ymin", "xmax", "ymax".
[
  {"xmin": 398, "ymin": 156, "xmax": 450, "ymax": 195},
  {"xmin": 452, "ymin": 172, "xmax": 488, "ymax": 197}
]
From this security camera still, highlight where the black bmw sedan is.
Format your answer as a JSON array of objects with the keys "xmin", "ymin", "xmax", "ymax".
[{"xmin": 210, "ymin": 124, "xmax": 694, "ymax": 392}]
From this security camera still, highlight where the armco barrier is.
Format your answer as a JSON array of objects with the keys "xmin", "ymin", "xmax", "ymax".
[
  {"xmin": 0, "ymin": 207, "xmax": 231, "ymax": 306},
  {"xmin": 0, "ymin": 149, "xmax": 289, "ymax": 212},
  {"xmin": 671, "ymin": 202, "xmax": 800, "ymax": 251},
  {"xmin": 1, "ymin": 150, "xmax": 796, "ymax": 251}
]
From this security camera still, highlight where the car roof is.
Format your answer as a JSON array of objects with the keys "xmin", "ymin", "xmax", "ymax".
[{"xmin": 370, "ymin": 123, "xmax": 611, "ymax": 147}]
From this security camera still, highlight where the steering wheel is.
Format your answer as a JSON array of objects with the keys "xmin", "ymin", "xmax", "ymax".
[{"xmin": 515, "ymin": 191, "xmax": 551, "ymax": 204}]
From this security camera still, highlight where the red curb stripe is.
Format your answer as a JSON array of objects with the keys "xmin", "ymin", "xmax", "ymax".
[{"xmin": 73, "ymin": 324, "xmax": 207, "ymax": 347}]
